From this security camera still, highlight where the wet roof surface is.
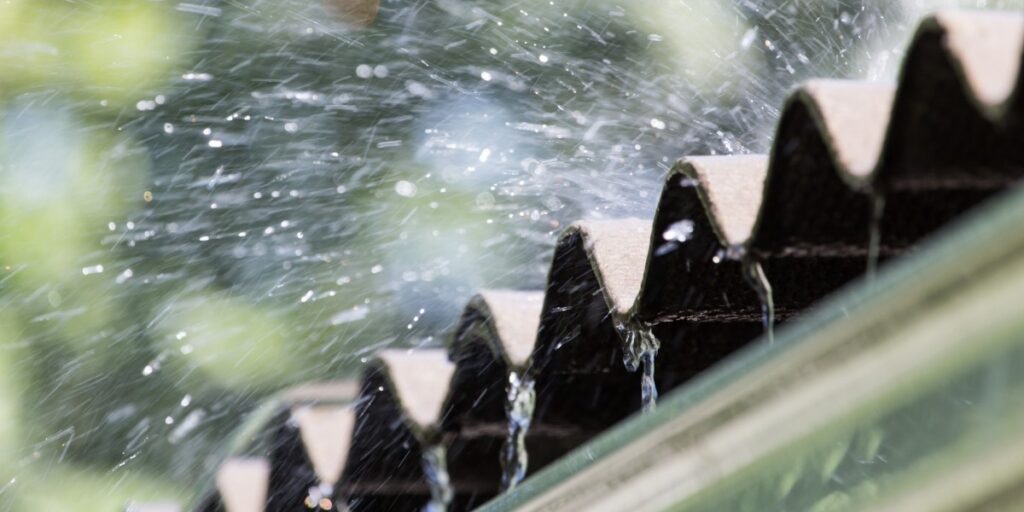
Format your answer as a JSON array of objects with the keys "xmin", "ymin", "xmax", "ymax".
[{"xmin": 187, "ymin": 10, "xmax": 1024, "ymax": 512}]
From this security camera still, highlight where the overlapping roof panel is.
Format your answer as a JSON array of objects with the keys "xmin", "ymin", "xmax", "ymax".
[{"xmin": 191, "ymin": 10, "xmax": 1024, "ymax": 512}]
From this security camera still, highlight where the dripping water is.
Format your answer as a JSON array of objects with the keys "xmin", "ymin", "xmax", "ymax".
[
  {"xmin": 421, "ymin": 444, "xmax": 453, "ymax": 512},
  {"xmin": 867, "ymin": 192, "xmax": 886, "ymax": 280},
  {"xmin": 304, "ymin": 483, "xmax": 343, "ymax": 511},
  {"xmin": 616, "ymin": 320, "xmax": 660, "ymax": 413},
  {"xmin": 639, "ymin": 349, "xmax": 658, "ymax": 412},
  {"xmin": 500, "ymin": 371, "xmax": 536, "ymax": 491},
  {"xmin": 742, "ymin": 258, "xmax": 775, "ymax": 344}
]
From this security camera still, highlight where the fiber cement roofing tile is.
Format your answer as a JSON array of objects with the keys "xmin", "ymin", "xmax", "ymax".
[
  {"xmin": 187, "ymin": 10, "xmax": 1024, "ymax": 512},
  {"xmin": 215, "ymin": 458, "xmax": 271, "ymax": 512},
  {"xmin": 453, "ymin": 290, "xmax": 545, "ymax": 371}
]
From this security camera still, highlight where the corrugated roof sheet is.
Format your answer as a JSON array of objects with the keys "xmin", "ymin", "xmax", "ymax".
[{"xmin": 192, "ymin": 10, "xmax": 1024, "ymax": 512}]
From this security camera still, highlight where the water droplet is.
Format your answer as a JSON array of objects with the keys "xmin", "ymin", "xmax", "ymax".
[
  {"xmin": 115, "ymin": 269, "xmax": 134, "ymax": 284},
  {"xmin": 662, "ymin": 219, "xmax": 694, "ymax": 243},
  {"xmin": 356, "ymin": 64, "xmax": 373, "ymax": 78},
  {"xmin": 741, "ymin": 27, "xmax": 758, "ymax": 49},
  {"xmin": 650, "ymin": 118, "xmax": 666, "ymax": 130},
  {"xmin": 395, "ymin": 180, "xmax": 417, "ymax": 197},
  {"xmin": 481, "ymin": 71, "xmax": 493, "ymax": 81},
  {"xmin": 81, "ymin": 264, "xmax": 104, "ymax": 276}
]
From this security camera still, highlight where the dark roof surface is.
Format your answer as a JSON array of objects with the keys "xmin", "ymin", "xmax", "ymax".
[{"xmin": 192, "ymin": 10, "xmax": 1024, "ymax": 512}]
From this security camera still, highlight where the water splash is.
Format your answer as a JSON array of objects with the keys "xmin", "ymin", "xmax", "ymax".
[
  {"xmin": 867, "ymin": 192, "xmax": 886, "ymax": 280},
  {"xmin": 421, "ymin": 444, "xmax": 453, "ymax": 512},
  {"xmin": 742, "ymin": 259, "xmax": 775, "ymax": 344},
  {"xmin": 304, "ymin": 483, "xmax": 344, "ymax": 511},
  {"xmin": 500, "ymin": 371, "xmax": 536, "ymax": 491},
  {"xmin": 616, "ymin": 320, "xmax": 661, "ymax": 413},
  {"xmin": 639, "ymin": 349, "xmax": 658, "ymax": 412}
]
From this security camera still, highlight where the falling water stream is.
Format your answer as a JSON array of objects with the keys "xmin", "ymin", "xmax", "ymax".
[
  {"xmin": 617, "ymin": 320, "xmax": 661, "ymax": 413},
  {"xmin": 867, "ymin": 192, "xmax": 887, "ymax": 280},
  {"xmin": 500, "ymin": 371, "xmax": 536, "ymax": 491},
  {"xmin": 421, "ymin": 445, "xmax": 453, "ymax": 512},
  {"xmin": 742, "ymin": 259, "xmax": 775, "ymax": 344},
  {"xmin": 304, "ymin": 483, "xmax": 340, "ymax": 510}
]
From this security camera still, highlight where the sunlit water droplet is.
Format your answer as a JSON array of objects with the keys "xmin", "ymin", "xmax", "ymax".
[
  {"xmin": 662, "ymin": 219, "xmax": 694, "ymax": 243},
  {"xmin": 81, "ymin": 264, "xmax": 104, "ymax": 276},
  {"xmin": 116, "ymin": 268, "xmax": 134, "ymax": 284},
  {"xmin": 395, "ymin": 180, "xmax": 417, "ymax": 197}
]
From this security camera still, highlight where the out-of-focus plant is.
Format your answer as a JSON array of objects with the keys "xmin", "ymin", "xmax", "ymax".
[
  {"xmin": 154, "ymin": 290, "xmax": 310, "ymax": 391},
  {"xmin": 0, "ymin": 0, "xmax": 193, "ymax": 105},
  {"xmin": 624, "ymin": 0, "xmax": 757, "ymax": 94},
  {"xmin": 0, "ymin": 311, "xmax": 26, "ymax": 471},
  {"xmin": 11, "ymin": 465, "xmax": 183, "ymax": 511}
]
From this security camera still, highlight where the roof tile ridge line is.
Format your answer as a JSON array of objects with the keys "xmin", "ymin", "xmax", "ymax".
[
  {"xmin": 789, "ymin": 79, "xmax": 897, "ymax": 187},
  {"xmin": 745, "ymin": 10, "xmax": 1023, "ymax": 247},
  {"xmin": 627, "ymin": 155, "xmax": 769, "ymax": 322},
  {"xmin": 562, "ymin": 219, "xmax": 652, "ymax": 323},
  {"xmin": 449, "ymin": 289, "xmax": 545, "ymax": 372},
  {"xmin": 292, "ymin": 403, "xmax": 358, "ymax": 490},
  {"xmin": 789, "ymin": 12, "xmax": 1024, "ymax": 188},
  {"xmin": 364, "ymin": 349, "xmax": 456, "ymax": 443},
  {"xmin": 923, "ymin": 10, "xmax": 1024, "ymax": 120},
  {"xmin": 676, "ymin": 155, "xmax": 771, "ymax": 250}
]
